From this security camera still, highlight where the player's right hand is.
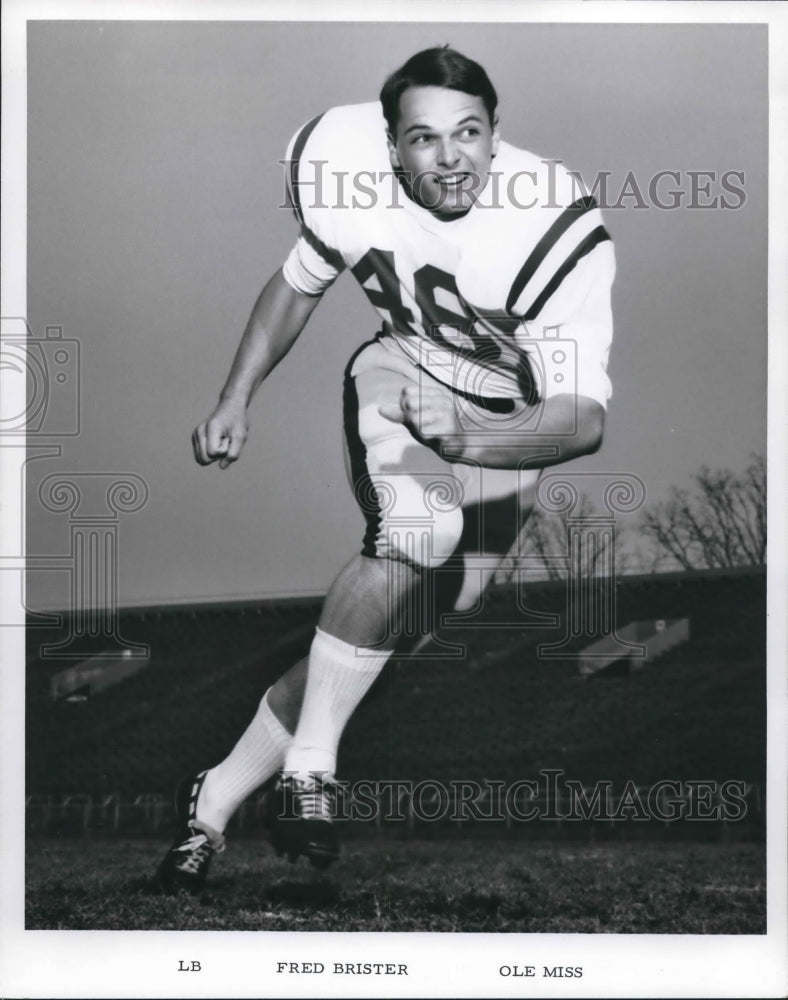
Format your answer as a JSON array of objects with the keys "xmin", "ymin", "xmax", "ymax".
[{"xmin": 192, "ymin": 399, "xmax": 249, "ymax": 470}]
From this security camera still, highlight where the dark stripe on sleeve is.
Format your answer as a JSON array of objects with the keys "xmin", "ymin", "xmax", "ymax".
[
  {"xmin": 505, "ymin": 195, "xmax": 598, "ymax": 314},
  {"xmin": 300, "ymin": 222, "xmax": 345, "ymax": 272},
  {"xmin": 522, "ymin": 225, "xmax": 611, "ymax": 322},
  {"xmin": 287, "ymin": 113, "xmax": 325, "ymax": 224}
]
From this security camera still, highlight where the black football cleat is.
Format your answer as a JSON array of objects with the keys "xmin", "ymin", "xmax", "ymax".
[
  {"xmin": 156, "ymin": 771, "xmax": 225, "ymax": 896},
  {"xmin": 268, "ymin": 772, "xmax": 340, "ymax": 869}
]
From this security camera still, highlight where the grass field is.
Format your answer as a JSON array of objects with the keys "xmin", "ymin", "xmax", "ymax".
[{"xmin": 26, "ymin": 836, "xmax": 765, "ymax": 933}]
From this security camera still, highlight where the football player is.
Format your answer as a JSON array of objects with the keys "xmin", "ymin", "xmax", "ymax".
[{"xmin": 158, "ymin": 46, "xmax": 614, "ymax": 894}]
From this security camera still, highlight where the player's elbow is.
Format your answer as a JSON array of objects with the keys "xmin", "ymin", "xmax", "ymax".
[
  {"xmin": 584, "ymin": 429, "xmax": 603, "ymax": 456},
  {"xmin": 575, "ymin": 400, "xmax": 605, "ymax": 457}
]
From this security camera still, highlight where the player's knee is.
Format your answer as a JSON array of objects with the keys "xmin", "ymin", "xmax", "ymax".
[
  {"xmin": 360, "ymin": 468, "xmax": 465, "ymax": 568},
  {"xmin": 380, "ymin": 504, "xmax": 464, "ymax": 568}
]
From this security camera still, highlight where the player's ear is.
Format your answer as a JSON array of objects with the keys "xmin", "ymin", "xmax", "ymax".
[
  {"xmin": 491, "ymin": 115, "xmax": 500, "ymax": 158},
  {"xmin": 387, "ymin": 132, "xmax": 401, "ymax": 170}
]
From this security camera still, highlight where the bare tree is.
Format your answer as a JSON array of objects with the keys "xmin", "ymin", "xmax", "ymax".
[{"xmin": 639, "ymin": 454, "xmax": 766, "ymax": 570}]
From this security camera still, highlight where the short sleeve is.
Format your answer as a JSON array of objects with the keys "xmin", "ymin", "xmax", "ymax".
[
  {"xmin": 282, "ymin": 231, "xmax": 345, "ymax": 298},
  {"xmin": 515, "ymin": 240, "xmax": 616, "ymax": 409}
]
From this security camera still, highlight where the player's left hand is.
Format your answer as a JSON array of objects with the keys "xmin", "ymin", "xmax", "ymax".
[{"xmin": 378, "ymin": 383, "xmax": 461, "ymax": 440}]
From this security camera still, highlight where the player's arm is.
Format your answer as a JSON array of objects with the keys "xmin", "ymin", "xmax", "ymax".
[
  {"xmin": 193, "ymin": 268, "xmax": 322, "ymax": 469},
  {"xmin": 458, "ymin": 393, "xmax": 604, "ymax": 468},
  {"xmin": 380, "ymin": 385, "xmax": 604, "ymax": 470}
]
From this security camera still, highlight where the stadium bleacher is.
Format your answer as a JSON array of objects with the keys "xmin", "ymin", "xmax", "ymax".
[{"xmin": 26, "ymin": 567, "xmax": 766, "ymax": 833}]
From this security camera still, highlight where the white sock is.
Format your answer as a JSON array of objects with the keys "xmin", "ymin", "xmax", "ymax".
[
  {"xmin": 197, "ymin": 688, "xmax": 291, "ymax": 832},
  {"xmin": 284, "ymin": 627, "xmax": 391, "ymax": 780}
]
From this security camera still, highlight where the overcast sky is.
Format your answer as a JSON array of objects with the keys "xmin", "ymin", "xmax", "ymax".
[{"xmin": 23, "ymin": 20, "xmax": 767, "ymax": 607}]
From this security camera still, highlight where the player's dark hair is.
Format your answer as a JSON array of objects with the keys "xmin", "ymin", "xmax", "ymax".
[{"xmin": 379, "ymin": 46, "xmax": 498, "ymax": 135}]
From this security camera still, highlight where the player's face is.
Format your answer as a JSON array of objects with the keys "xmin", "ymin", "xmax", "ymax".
[{"xmin": 388, "ymin": 86, "xmax": 499, "ymax": 218}]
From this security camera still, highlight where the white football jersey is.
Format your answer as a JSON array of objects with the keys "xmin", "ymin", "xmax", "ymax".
[{"xmin": 282, "ymin": 102, "xmax": 615, "ymax": 407}]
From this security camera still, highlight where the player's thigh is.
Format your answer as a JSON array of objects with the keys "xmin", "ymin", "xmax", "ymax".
[
  {"xmin": 425, "ymin": 466, "xmax": 540, "ymax": 614},
  {"xmin": 455, "ymin": 465, "xmax": 541, "ymax": 558},
  {"xmin": 343, "ymin": 362, "xmax": 465, "ymax": 566}
]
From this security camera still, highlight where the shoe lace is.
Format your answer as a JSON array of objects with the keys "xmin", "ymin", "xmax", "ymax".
[
  {"xmin": 175, "ymin": 831, "xmax": 221, "ymax": 873},
  {"xmin": 292, "ymin": 777, "xmax": 337, "ymax": 821}
]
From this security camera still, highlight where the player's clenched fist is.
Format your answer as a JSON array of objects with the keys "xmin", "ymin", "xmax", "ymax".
[
  {"xmin": 192, "ymin": 399, "xmax": 249, "ymax": 470},
  {"xmin": 378, "ymin": 383, "xmax": 461, "ymax": 440}
]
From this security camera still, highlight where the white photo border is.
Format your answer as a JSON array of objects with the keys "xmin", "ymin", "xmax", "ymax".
[{"xmin": 1, "ymin": 1, "xmax": 786, "ymax": 998}]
